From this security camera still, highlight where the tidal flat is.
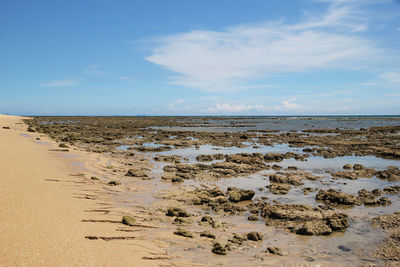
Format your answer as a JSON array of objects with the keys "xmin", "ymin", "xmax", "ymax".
[{"xmin": 24, "ymin": 116, "xmax": 400, "ymax": 266}]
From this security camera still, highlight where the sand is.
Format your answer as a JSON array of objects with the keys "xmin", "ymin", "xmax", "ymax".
[{"xmin": 0, "ymin": 115, "xmax": 169, "ymax": 267}]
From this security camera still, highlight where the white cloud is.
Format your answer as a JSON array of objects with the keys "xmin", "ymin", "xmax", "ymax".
[
  {"xmin": 275, "ymin": 98, "xmax": 301, "ymax": 110},
  {"xmin": 205, "ymin": 98, "xmax": 301, "ymax": 113},
  {"xmin": 168, "ymin": 98, "xmax": 184, "ymax": 110},
  {"xmin": 40, "ymin": 79, "xmax": 79, "ymax": 87},
  {"xmin": 206, "ymin": 103, "xmax": 268, "ymax": 113},
  {"xmin": 146, "ymin": 0, "xmax": 384, "ymax": 92}
]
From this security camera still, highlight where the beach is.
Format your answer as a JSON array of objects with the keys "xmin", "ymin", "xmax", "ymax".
[
  {"xmin": 0, "ymin": 115, "xmax": 170, "ymax": 266},
  {"xmin": 1, "ymin": 115, "xmax": 400, "ymax": 266}
]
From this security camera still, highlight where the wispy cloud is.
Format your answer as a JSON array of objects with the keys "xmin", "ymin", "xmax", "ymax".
[
  {"xmin": 380, "ymin": 72, "xmax": 400, "ymax": 85},
  {"xmin": 40, "ymin": 79, "xmax": 79, "ymax": 87},
  {"xmin": 146, "ymin": 0, "xmax": 387, "ymax": 92},
  {"xmin": 84, "ymin": 65, "xmax": 112, "ymax": 77}
]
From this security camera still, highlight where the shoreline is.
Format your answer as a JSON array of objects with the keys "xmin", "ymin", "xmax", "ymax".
[{"xmin": 0, "ymin": 115, "xmax": 170, "ymax": 266}]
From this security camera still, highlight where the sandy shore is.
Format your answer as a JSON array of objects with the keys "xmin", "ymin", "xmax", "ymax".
[{"xmin": 0, "ymin": 115, "xmax": 169, "ymax": 267}]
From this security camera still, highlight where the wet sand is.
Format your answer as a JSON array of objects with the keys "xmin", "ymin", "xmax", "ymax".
[{"xmin": 0, "ymin": 115, "xmax": 170, "ymax": 266}]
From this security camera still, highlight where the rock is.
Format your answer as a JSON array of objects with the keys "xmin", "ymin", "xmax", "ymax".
[
  {"xmin": 196, "ymin": 154, "xmax": 224, "ymax": 162},
  {"xmin": 371, "ymin": 212, "xmax": 400, "ymax": 229},
  {"xmin": 380, "ymin": 197, "xmax": 392, "ymax": 206},
  {"xmin": 212, "ymin": 221, "xmax": 223, "ymax": 228},
  {"xmin": 272, "ymin": 165, "xmax": 282, "ymax": 171},
  {"xmin": 261, "ymin": 203, "xmax": 349, "ymax": 234},
  {"xmin": 209, "ymin": 187, "xmax": 225, "ymax": 197},
  {"xmin": 173, "ymin": 227, "xmax": 193, "ymax": 238},
  {"xmin": 166, "ymin": 207, "xmax": 190, "ymax": 217},
  {"xmin": 196, "ymin": 154, "xmax": 214, "ymax": 162},
  {"xmin": 332, "ymin": 166, "xmax": 376, "ymax": 179},
  {"xmin": 327, "ymin": 213, "xmax": 349, "ymax": 231},
  {"xmin": 2, "ymin": 126, "xmax": 10, "ymax": 129},
  {"xmin": 248, "ymin": 214, "xmax": 258, "ymax": 221},
  {"xmin": 90, "ymin": 176, "xmax": 99, "ymax": 180},
  {"xmin": 359, "ymin": 189, "xmax": 391, "ymax": 206},
  {"xmin": 376, "ymin": 167, "xmax": 400, "ymax": 181},
  {"xmin": 27, "ymin": 127, "xmax": 35, "ymax": 132},
  {"xmin": 227, "ymin": 187, "xmax": 255, "ymax": 202},
  {"xmin": 174, "ymin": 217, "xmax": 192, "ymax": 224},
  {"xmin": 372, "ymin": 188, "xmax": 384, "ymax": 196},
  {"xmin": 247, "ymin": 231, "xmax": 263, "ymax": 241},
  {"xmin": 122, "ymin": 216, "xmax": 136, "ymax": 226},
  {"xmin": 125, "ymin": 168, "xmax": 148, "ymax": 177},
  {"xmin": 384, "ymin": 186, "xmax": 400, "ymax": 195},
  {"xmin": 338, "ymin": 245, "xmax": 351, "ymax": 252},
  {"xmin": 59, "ymin": 143, "xmax": 69, "ymax": 148},
  {"xmin": 358, "ymin": 189, "xmax": 389, "ymax": 205},
  {"xmin": 153, "ymin": 155, "xmax": 181, "ymax": 163},
  {"xmin": 171, "ymin": 177, "xmax": 184, "ymax": 183},
  {"xmin": 226, "ymin": 153, "xmax": 264, "ymax": 165},
  {"xmin": 266, "ymin": 247, "xmax": 288, "ymax": 256},
  {"xmin": 296, "ymin": 221, "xmax": 332, "ymax": 235},
  {"xmin": 212, "ymin": 238, "xmax": 229, "ymax": 255},
  {"xmin": 107, "ymin": 180, "xmax": 120, "ymax": 186},
  {"xmin": 201, "ymin": 215, "xmax": 214, "ymax": 224},
  {"xmin": 269, "ymin": 173, "xmax": 303, "ymax": 186},
  {"xmin": 343, "ymin": 164, "xmax": 353, "ymax": 170},
  {"xmin": 229, "ymin": 234, "xmax": 247, "ymax": 245},
  {"xmin": 264, "ymin": 153, "xmax": 285, "ymax": 162},
  {"xmin": 353, "ymin": 164, "xmax": 365, "ymax": 170},
  {"xmin": 316, "ymin": 189, "xmax": 360, "ymax": 205},
  {"xmin": 268, "ymin": 183, "xmax": 291, "ymax": 195},
  {"xmin": 262, "ymin": 204, "xmax": 324, "ymax": 221},
  {"xmin": 302, "ymin": 187, "xmax": 315, "ymax": 195},
  {"xmin": 200, "ymin": 231, "xmax": 215, "ymax": 239}
]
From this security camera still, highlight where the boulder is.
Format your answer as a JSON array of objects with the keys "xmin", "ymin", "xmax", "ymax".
[
  {"xmin": 316, "ymin": 189, "xmax": 360, "ymax": 205},
  {"xmin": 227, "ymin": 187, "xmax": 255, "ymax": 203},
  {"xmin": 296, "ymin": 221, "xmax": 332, "ymax": 235}
]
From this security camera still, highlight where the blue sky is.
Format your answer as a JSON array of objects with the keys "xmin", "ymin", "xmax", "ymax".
[{"xmin": 1, "ymin": 0, "xmax": 400, "ymax": 115}]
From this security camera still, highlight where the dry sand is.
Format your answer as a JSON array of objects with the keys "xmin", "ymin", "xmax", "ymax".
[{"xmin": 0, "ymin": 115, "xmax": 170, "ymax": 267}]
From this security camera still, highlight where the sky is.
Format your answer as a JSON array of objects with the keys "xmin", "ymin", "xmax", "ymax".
[{"xmin": 1, "ymin": 0, "xmax": 400, "ymax": 116}]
